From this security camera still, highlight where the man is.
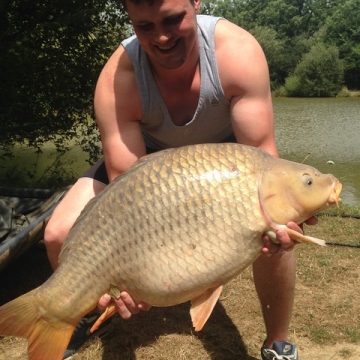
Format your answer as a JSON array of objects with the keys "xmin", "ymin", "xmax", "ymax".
[{"xmin": 45, "ymin": 0, "xmax": 309, "ymax": 359}]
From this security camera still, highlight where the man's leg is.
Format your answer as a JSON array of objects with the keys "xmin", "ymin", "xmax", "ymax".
[
  {"xmin": 44, "ymin": 160, "xmax": 107, "ymax": 270},
  {"xmin": 253, "ymin": 251, "xmax": 296, "ymax": 347}
]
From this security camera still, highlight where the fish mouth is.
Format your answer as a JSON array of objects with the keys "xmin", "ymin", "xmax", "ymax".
[{"xmin": 328, "ymin": 181, "xmax": 342, "ymax": 207}]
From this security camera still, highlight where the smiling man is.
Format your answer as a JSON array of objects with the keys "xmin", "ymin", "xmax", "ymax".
[{"xmin": 44, "ymin": 1, "xmax": 304, "ymax": 359}]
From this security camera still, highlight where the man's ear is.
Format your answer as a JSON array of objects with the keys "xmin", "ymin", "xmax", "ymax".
[{"xmin": 194, "ymin": 0, "xmax": 201, "ymax": 13}]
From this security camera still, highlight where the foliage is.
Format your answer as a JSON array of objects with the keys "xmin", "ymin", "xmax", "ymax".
[
  {"xmin": 283, "ymin": 44, "xmax": 344, "ymax": 97},
  {"xmin": 0, "ymin": 0, "xmax": 128, "ymax": 162},
  {"xmin": 201, "ymin": 0, "xmax": 359, "ymax": 93},
  {"xmin": 317, "ymin": 0, "xmax": 360, "ymax": 90},
  {"xmin": 249, "ymin": 26, "xmax": 287, "ymax": 89},
  {"xmin": 250, "ymin": 26, "xmax": 312, "ymax": 89}
]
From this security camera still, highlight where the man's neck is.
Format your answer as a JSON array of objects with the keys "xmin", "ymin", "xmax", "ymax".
[{"xmin": 149, "ymin": 42, "xmax": 200, "ymax": 89}]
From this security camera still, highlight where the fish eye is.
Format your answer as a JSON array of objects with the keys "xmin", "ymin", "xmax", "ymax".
[{"xmin": 302, "ymin": 173, "xmax": 313, "ymax": 186}]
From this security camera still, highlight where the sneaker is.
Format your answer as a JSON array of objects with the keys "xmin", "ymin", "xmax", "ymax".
[
  {"xmin": 63, "ymin": 312, "xmax": 114, "ymax": 359},
  {"xmin": 261, "ymin": 341, "xmax": 299, "ymax": 360}
]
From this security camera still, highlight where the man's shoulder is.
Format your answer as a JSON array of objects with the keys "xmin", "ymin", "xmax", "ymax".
[
  {"xmin": 215, "ymin": 18, "xmax": 253, "ymax": 43},
  {"xmin": 214, "ymin": 20, "xmax": 269, "ymax": 98},
  {"xmin": 97, "ymin": 45, "xmax": 138, "ymax": 103},
  {"xmin": 121, "ymin": 33, "xmax": 138, "ymax": 48},
  {"xmin": 215, "ymin": 20, "xmax": 264, "ymax": 63}
]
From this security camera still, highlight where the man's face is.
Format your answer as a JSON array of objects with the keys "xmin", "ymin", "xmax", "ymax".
[{"xmin": 126, "ymin": 0, "xmax": 200, "ymax": 70}]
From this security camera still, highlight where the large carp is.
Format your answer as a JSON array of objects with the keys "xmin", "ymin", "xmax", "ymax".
[{"xmin": 0, "ymin": 143, "xmax": 342, "ymax": 360}]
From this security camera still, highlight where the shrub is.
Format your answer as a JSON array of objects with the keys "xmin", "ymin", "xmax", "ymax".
[{"xmin": 284, "ymin": 44, "xmax": 344, "ymax": 97}]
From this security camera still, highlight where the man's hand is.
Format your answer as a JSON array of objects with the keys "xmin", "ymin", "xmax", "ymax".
[
  {"xmin": 98, "ymin": 292, "xmax": 151, "ymax": 320},
  {"xmin": 261, "ymin": 216, "xmax": 318, "ymax": 256}
]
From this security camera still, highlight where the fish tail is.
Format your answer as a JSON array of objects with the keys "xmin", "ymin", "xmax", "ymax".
[{"xmin": 0, "ymin": 289, "xmax": 75, "ymax": 360}]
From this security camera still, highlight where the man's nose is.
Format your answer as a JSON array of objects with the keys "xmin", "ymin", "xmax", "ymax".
[{"xmin": 155, "ymin": 26, "xmax": 171, "ymax": 43}]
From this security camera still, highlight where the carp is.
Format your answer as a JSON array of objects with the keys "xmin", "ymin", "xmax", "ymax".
[{"xmin": 0, "ymin": 143, "xmax": 342, "ymax": 360}]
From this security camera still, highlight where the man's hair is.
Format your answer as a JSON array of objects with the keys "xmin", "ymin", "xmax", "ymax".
[
  {"xmin": 121, "ymin": 0, "xmax": 195, "ymax": 10},
  {"xmin": 120, "ymin": 0, "xmax": 155, "ymax": 6}
]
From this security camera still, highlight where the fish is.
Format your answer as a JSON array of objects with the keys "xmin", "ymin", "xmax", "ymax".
[{"xmin": 0, "ymin": 143, "xmax": 342, "ymax": 360}]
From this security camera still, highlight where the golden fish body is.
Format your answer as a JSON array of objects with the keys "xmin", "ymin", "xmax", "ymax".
[{"xmin": 0, "ymin": 143, "xmax": 342, "ymax": 359}]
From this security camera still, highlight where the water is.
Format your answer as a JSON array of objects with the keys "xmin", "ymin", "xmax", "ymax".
[
  {"xmin": 1, "ymin": 97, "xmax": 359, "ymax": 205},
  {"xmin": 0, "ymin": 144, "xmax": 91, "ymax": 187},
  {"xmin": 273, "ymin": 97, "xmax": 360, "ymax": 205}
]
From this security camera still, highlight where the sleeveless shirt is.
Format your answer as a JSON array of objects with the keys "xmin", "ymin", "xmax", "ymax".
[{"xmin": 121, "ymin": 15, "xmax": 232, "ymax": 150}]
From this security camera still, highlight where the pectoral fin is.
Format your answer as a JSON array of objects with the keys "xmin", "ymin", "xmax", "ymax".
[
  {"xmin": 284, "ymin": 227, "xmax": 326, "ymax": 246},
  {"xmin": 91, "ymin": 286, "xmax": 121, "ymax": 333},
  {"xmin": 90, "ymin": 303, "xmax": 118, "ymax": 333},
  {"xmin": 190, "ymin": 285, "xmax": 223, "ymax": 331},
  {"xmin": 266, "ymin": 227, "xmax": 326, "ymax": 247}
]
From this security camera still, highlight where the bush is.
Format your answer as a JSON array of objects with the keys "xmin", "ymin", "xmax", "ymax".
[
  {"xmin": 337, "ymin": 87, "xmax": 351, "ymax": 97},
  {"xmin": 282, "ymin": 75, "xmax": 302, "ymax": 97},
  {"xmin": 284, "ymin": 44, "xmax": 344, "ymax": 97}
]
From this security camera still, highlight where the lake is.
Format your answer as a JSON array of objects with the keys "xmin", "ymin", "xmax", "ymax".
[{"xmin": 1, "ymin": 97, "xmax": 359, "ymax": 205}]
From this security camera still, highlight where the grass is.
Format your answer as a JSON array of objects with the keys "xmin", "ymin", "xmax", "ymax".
[
  {"xmin": 0, "ymin": 204, "xmax": 360, "ymax": 359},
  {"xmin": 272, "ymin": 86, "xmax": 360, "ymax": 98},
  {"xmin": 337, "ymin": 87, "xmax": 360, "ymax": 97}
]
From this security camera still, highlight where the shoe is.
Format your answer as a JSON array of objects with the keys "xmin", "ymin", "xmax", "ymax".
[
  {"xmin": 63, "ymin": 312, "xmax": 114, "ymax": 359},
  {"xmin": 261, "ymin": 341, "xmax": 299, "ymax": 360}
]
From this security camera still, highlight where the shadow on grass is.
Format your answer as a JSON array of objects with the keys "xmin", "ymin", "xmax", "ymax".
[
  {"xmin": 0, "ymin": 245, "xmax": 257, "ymax": 360},
  {"xmin": 102, "ymin": 302, "xmax": 258, "ymax": 360},
  {"xmin": 0, "ymin": 244, "xmax": 52, "ymax": 305}
]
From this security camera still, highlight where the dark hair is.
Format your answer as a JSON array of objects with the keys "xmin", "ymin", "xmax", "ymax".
[
  {"xmin": 121, "ymin": 0, "xmax": 153, "ymax": 7},
  {"xmin": 121, "ymin": 0, "xmax": 195, "ymax": 10}
]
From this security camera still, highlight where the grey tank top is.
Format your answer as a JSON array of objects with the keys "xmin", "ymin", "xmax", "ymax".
[{"xmin": 121, "ymin": 15, "xmax": 232, "ymax": 150}]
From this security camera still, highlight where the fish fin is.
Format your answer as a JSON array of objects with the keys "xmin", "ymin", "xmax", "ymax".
[
  {"xmin": 0, "ymin": 289, "xmax": 75, "ymax": 360},
  {"xmin": 283, "ymin": 227, "xmax": 326, "ymax": 246},
  {"xmin": 90, "ymin": 304, "xmax": 117, "ymax": 333},
  {"xmin": 190, "ymin": 285, "xmax": 223, "ymax": 331}
]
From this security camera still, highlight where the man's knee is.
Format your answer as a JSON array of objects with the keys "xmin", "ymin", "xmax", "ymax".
[{"xmin": 44, "ymin": 218, "xmax": 69, "ymax": 249}]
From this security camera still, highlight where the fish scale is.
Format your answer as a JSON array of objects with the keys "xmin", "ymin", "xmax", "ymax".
[{"xmin": 0, "ymin": 142, "xmax": 342, "ymax": 360}]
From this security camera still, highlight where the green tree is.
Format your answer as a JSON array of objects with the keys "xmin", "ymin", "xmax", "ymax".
[
  {"xmin": 250, "ymin": 0, "xmax": 337, "ymax": 85},
  {"xmin": 201, "ymin": 0, "xmax": 340, "ymax": 88},
  {"xmin": 250, "ymin": 26, "xmax": 287, "ymax": 89},
  {"xmin": 284, "ymin": 44, "xmax": 344, "ymax": 97},
  {"xmin": 200, "ymin": 0, "xmax": 267, "ymax": 29},
  {"xmin": 0, "ymin": 0, "xmax": 127, "ymax": 161},
  {"xmin": 318, "ymin": 0, "xmax": 360, "ymax": 89},
  {"xmin": 345, "ymin": 45, "xmax": 360, "ymax": 89}
]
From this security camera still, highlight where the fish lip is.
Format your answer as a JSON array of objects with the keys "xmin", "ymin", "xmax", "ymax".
[{"xmin": 328, "ymin": 181, "xmax": 342, "ymax": 207}]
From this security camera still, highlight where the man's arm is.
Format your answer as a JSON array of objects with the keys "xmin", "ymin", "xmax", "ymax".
[
  {"xmin": 94, "ymin": 45, "xmax": 146, "ymax": 182},
  {"xmin": 215, "ymin": 19, "xmax": 277, "ymax": 156},
  {"xmin": 215, "ymin": 19, "xmax": 307, "ymax": 253}
]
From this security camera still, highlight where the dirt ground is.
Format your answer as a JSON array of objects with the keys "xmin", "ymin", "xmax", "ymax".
[{"xmin": 0, "ymin": 214, "xmax": 360, "ymax": 359}]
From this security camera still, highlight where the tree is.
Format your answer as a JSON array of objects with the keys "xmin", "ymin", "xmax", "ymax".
[
  {"xmin": 0, "ymin": 0, "xmax": 127, "ymax": 162},
  {"xmin": 317, "ymin": 0, "xmax": 360, "ymax": 89},
  {"xmin": 345, "ymin": 45, "xmax": 360, "ymax": 89},
  {"xmin": 284, "ymin": 44, "xmax": 344, "ymax": 97},
  {"xmin": 201, "ymin": 0, "xmax": 341, "ymax": 88},
  {"xmin": 250, "ymin": 26, "xmax": 287, "ymax": 89}
]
